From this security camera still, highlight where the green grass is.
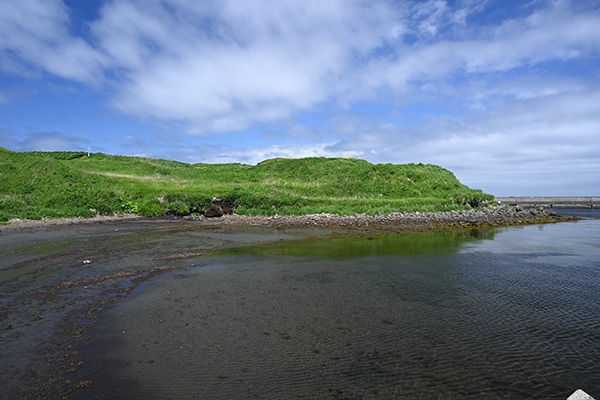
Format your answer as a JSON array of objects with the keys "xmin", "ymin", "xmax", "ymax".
[{"xmin": 0, "ymin": 148, "xmax": 494, "ymax": 221}]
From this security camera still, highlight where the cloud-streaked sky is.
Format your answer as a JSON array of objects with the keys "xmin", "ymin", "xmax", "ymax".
[{"xmin": 1, "ymin": 0, "xmax": 599, "ymax": 196}]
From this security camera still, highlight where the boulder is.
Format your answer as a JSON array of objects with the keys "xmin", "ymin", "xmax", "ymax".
[
  {"xmin": 210, "ymin": 198, "xmax": 235, "ymax": 215},
  {"xmin": 204, "ymin": 204, "xmax": 224, "ymax": 218}
]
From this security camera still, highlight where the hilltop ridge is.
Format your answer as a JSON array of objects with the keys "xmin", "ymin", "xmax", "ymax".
[{"xmin": 0, "ymin": 150, "xmax": 493, "ymax": 221}]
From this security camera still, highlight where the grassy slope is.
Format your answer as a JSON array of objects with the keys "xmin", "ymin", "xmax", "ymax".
[{"xmin": 0, "ymin": 149, "xmax": 493, "ymax": 221}]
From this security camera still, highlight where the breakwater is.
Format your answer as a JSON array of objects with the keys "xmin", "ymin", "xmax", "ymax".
[
  {"xmin": 181, "ymin": 205, "xmax": 575, "ymax": 232},
  {"xmin": 495, "ymin": 197, "xmax": 599, "ymax": 209}
]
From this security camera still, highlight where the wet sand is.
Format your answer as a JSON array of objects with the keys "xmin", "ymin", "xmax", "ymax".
[
  {"xmin": 0, "ymin": 217, "xmax": 317, "ymax": 399},
  {"xmin": 0, "ymin": 209, "xmax": 576, "ymax": 399}
]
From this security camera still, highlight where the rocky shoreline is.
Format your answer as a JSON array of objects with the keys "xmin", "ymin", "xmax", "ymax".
[
  {"xmin": 183, "ymin": 205, "xmax": 577, "ymax": 233},
  {"xmin": 1, "ymin": 206, "xmax": 578, "ymax": 236}
]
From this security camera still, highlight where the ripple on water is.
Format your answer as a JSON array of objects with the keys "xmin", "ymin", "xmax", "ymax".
[{"xmin": 73, "ymin": 226, "xmax": 600, "ymax": 400}]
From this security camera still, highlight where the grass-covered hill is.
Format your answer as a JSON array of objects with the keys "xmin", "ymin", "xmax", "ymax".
[{"xmin": 0, "ymin": 148, "xmax": 493, "ymax": 221}]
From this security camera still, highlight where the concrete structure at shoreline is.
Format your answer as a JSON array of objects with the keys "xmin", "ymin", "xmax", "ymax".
[
  {"xmin": 567, "ymin": 389, "xmax": 596, "ymax": 400},
  {"xmin": 495, "ymin": 197, "xmax": 599, "ymax": 208}
]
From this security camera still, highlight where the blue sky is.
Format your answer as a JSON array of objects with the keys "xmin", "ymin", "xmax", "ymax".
[{"xmin": 1, "ymin": 0, "xmax": 599, "ymax": 196}]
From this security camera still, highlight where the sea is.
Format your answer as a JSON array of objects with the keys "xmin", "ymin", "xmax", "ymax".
[{"xmin": 74, "ymin": 209, "xmax": 600, "ymax": 400}]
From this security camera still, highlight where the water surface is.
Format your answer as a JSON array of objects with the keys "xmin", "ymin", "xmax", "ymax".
[{"xmin": 74, "ymin": 218, "xmax": 600, "ymax": 399}]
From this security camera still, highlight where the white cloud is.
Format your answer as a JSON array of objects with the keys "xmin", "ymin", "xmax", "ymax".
[
  {"xmin": 280, "ymin": 124, "xmax": 324, "ymax": 142},
  {"xmin": 2, "ymin": 0, "xmax": 599, "ymax": 135},
  {"xmin": 93, "ymin": 0, "xmax": 401, "ymax": 133},
  {"xmin": 184, "ymin": 142, "xmax": 360, "ymax": 166},
  {"xmin": 357, "ymin": 2, "xmax": 600, "ymax": 98},
  {"xmin": 411, "ymin": 0, "xmax": 449, "ymax": 36},
  {"xmin": 16, "ymin": 131, "xmax": 88, "ymax": 152},
  {"xmin": 331, "ymin": 87, "xmax": 600, "ymax": 195},
  {"xmin": 0, "ymin": 0, "xmax": 105, "ymax": 82}
]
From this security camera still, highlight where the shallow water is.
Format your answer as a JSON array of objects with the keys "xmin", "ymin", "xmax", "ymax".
[
  {"xmin": 74, "ymin": 218, "xmax": 600, "ymax": 399},
  {"xmin": 0, "ymin": 220, "xmax": 310, "ymax": 399},
  {"xmin": 547, "ymin": 208, "xmax": 600, "ymax": 220}
]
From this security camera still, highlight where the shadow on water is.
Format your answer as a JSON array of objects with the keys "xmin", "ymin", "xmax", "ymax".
[{"xmin": 219, "ymin": 228, "xmax": 497, "ymax": 258}]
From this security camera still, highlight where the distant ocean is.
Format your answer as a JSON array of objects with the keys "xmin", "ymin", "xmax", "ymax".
[{"xmin": 548, "ymin": 207, "xmax": 600, "ymax": 220}]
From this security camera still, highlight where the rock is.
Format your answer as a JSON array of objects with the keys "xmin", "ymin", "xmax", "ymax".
[
  {"xmin": 189, "ymin": 205, "xmax": 203, "ymax": 214},
  {"xmin": 183, "ymin": 215, "xmax": 205, "ymax": 221},
  {"xmin": 209, "ymin": 198, "xmax": 235, "ymax": 215},
  {"xmin": 204, "ymin": 204, "xmax": 224, "ymax": 218}
]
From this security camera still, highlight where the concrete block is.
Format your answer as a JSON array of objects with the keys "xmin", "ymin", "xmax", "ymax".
[{"xmin": 567, "ymin": 389, "xmax": 596, "ymax": 400}]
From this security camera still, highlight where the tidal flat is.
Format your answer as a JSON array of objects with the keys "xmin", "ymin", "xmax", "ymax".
[
  {"xmin": 1, "ymin": 211, "xmax": 597, "ymax": 399},
  {"xmin": 0, "ymin": 217, "xmax": 316, "ymax": 399}
]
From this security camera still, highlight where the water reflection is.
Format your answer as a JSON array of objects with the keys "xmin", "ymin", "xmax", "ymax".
[
  {"xmin": 220, "ymin": 228, "xmax": 497, "ymax": 258},
  {"xmin": 72, "ymin": 222, "xmax": 600, "ymax": 400}
]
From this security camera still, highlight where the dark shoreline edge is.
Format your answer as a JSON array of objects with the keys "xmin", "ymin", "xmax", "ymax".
[
  {"xmin": 0, "ymin": 205, "xmax": 578, "ymax": 236},
  {"xmin": 495, "ymin": 196, "xmax": 599, "ymax": 209},
  {"xmin": 194, "ymin": 205, "xmax": 578, "ymax": 233}
]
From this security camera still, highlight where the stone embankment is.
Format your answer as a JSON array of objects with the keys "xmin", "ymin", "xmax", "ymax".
[
  {"xmin": 184, "ymin": 206, "xmax": 576, "ymax": 233},
  {"xmin": 1, "ymin": 206, "xmax": 576, "ymax": 235},
  {"xmin": 496, "ymin": 197, "xmax": 599, "ymax": 208}
]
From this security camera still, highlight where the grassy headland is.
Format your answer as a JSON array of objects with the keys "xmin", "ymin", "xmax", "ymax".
[{"xmin": 0, "ymin": 148, "xmax": 494, "ymax": 221}]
